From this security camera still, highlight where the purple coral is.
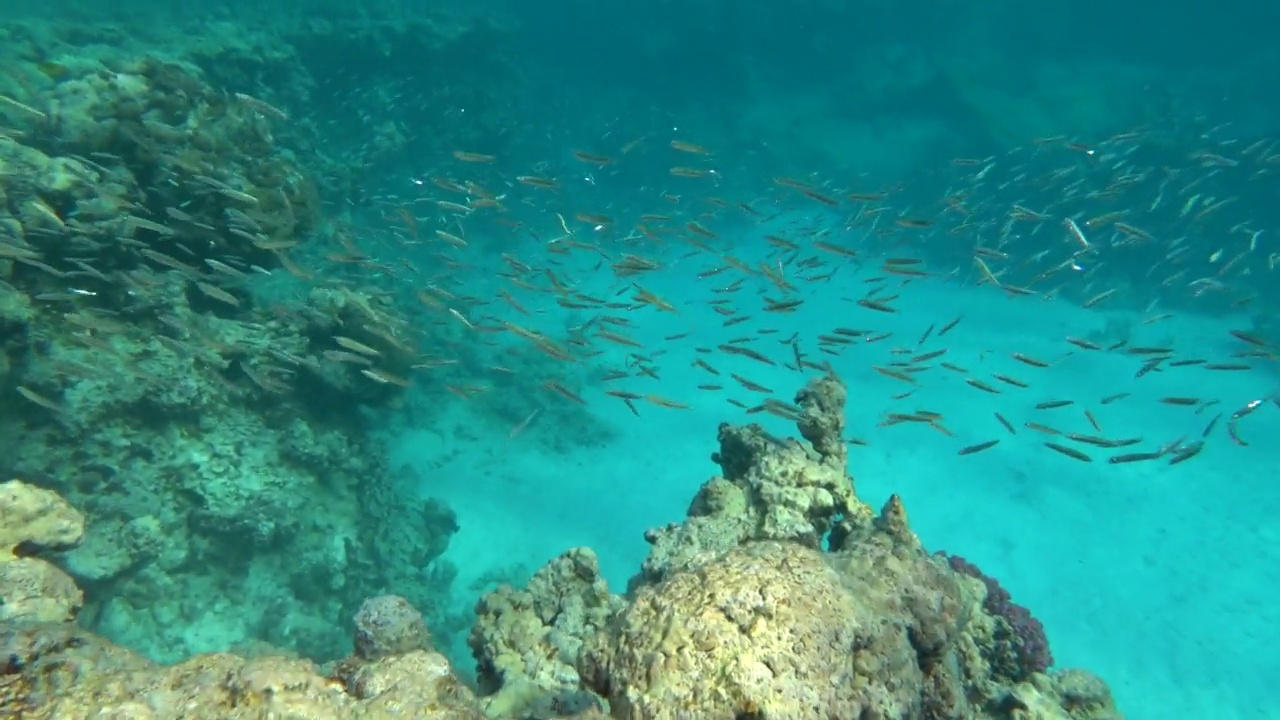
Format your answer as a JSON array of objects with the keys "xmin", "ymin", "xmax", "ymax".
[{"xmin": 938, "ymin": 552, "xmax": 1054, "ymax": 677}]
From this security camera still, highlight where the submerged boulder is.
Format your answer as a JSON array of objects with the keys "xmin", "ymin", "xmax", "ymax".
[{"xmin": 0, "ymin": 479, "xmax": 85, "ymax": 625}]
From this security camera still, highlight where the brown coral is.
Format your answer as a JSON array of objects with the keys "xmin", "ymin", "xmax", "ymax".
[
  {"xmin": 470, "ymin": 547, "xmax": 622, "ymax": 718},
  {"xmin": 636, "ymin": 373, "xmax": 873, "ymax": 586}
]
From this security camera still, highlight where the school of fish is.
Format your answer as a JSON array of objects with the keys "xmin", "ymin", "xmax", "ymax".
[
  {"xmin": 372, "ymin": 127, "xmax": 1276, "ymax": 460},
  {"xmin": 7, "ymin": 100, "xmax": 1279, "ymax": 470}
]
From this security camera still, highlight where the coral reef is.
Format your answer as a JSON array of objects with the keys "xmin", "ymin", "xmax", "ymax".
[
  {"xmin": 474, "ymin": 373, "xmax": 1123, "ymax": 720},
  {"xmin": 0, "ymin": 22, "xmax": 467, "ymax": 664},
  {"xmin": 3, "ymin": 374, "xmax": 1122, "ymax": 718},
  {"xmin": 0, "ymin": 482, "xmax": 511, "ymax": 720},
  {"xmin": 0, "ymin": 11, "xmax": 625, "ymax": 670}
]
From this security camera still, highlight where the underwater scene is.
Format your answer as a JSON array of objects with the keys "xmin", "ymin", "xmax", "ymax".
[{"xmin": 1, "ymin": 0, "xmax": 1278, "ymax": 718}]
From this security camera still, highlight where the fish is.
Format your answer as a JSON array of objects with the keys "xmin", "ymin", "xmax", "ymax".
[
  {"xmin": 857, "ymin": 298, "xmax": 897, "ymax": 313},
  {"xmin": 957, "ymin": 439, "xmax": 1000, "ymax": 455},
  {"xmin": 323, "ymin": 350, "xmax": 374, "ymax": 366},
  {"xmin": 509, "ymin": 409, "xmax": 541, "ymax": 439},
  {"xmin": 937, "ymin": 317, "xmax": 962, "ymax": 337},
  {"xmin": 572, "ymin": 151, "xmax": 614, "ymax": 165},
  {"xmin": 1109, "ymin": 451, "xmax": 1162, "ymax": 464},
  {"xmin": 1168, "ymin": 442, "xmax": 1204, "ymax": 465},
  {"xmin": 544, "ymin": 381, "xmax": 586, "ymax": 404},
  {"xmin": 669, "ymin": 140, "xmax": 711, "ymax": 155},
  {"xmin": 1044, "ymin": 442, "xmax": 1093, "ymax": 462},
  {"xmin": 1082, "ymin": 289, "xmax": 1117, "ymax": 309},
  {"xmin": 644, "ymin": 394, "xmax": 689, "ymax": 409},
  {"xmin": 452, "ymin": 150, "xmax": 496, "ymax": 163},
  {"xmin": 334, "ymin": 336, "xmax": 382, "ymax": 357},
  {"xmin": 964, "ymin": 378, "xmax": 1000, "ymax": 394},
  {"xmin": 233, "ymin": 92, "xmax": 288, "ymax": 121},
  {"xmin": 16, "ymin": 386, "xmax": 61, "ymax": 412},
  {"xmin": 140, "ymin": 249, "xmax": 196, "ymax": 273},
  {"xmin": 360, "ymin": 369, "xmax": 411, "ymax": 387},
  {"xmin": 194, "ymin": 282, "xmax": 240, "ymax": 307},
  {"xmin": 718, "ymin": 344, "xmax": 776, "ymax": 367},
  {"xmin": 517, "ymin": 175, "xmax": 559, "ymax": 189},
  {"xmin": 1062, "ymin": 218, "xmax": 1092, "ymax": 251},
  {"xmin": 41, "ymin": 91, "xmax": 1268, "ymax": 500},
  {"xmin": 1228, "ymin": 330, "xmax": 1270, "ymax": 347},
  {"xmin": 1035, "ymin": 400, "xmax": 1074, "ymax": 410},
  {"xmin": 435, "ymin": 230, "xmax": 468, "ymax": 247},
  {"xmin": 873, "ymin": 366, "xmax": 918, "ymax": 385},
  {"xmin": 1010, "ymin": 353, "xmax": 1050, "ymax": 368},
  {"xmin": 895, "ymin": 217, "xmax": 934, "ymax": 228},
  {"xmin": 730, "ymin": 374, "xmax": 772, "ymax": 394},
  {"xmin": 910, "ymin": 349, "xmax": 947, "ymax": 363},
  {"xmin": 204, "ymin": 258, "xmax": 249, "ymax": 279},
  {"xmin": 812, "ymin": 241, "xmax": 858, "ymax": 258},
  {"xmin": 798, "ymin": 188, "xmax": 839, "ymax": 206}
]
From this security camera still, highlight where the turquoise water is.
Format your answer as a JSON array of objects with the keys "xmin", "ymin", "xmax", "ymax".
[
  {"xmin": 392, "ymin": 274, "xmax": 1280, "ymax": 719},
  {"xmin": 2, "ymin": 1, "xmax": 1279, "ymax": 718}
]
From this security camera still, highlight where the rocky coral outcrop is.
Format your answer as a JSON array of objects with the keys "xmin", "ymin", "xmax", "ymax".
[
  {"xmin": 470, "ymin": 547, "xmax": 623, "ymax": 718},
  {"xmin": 635, "ymin": 371, "xmax": 873, "ymax": 586},
  {"xmin": 2, "ymin": 375, "xmax": 1122, "ymax": 720},
  {"xmin": 350, "ymin": 594, "xmax": 435, "ymax": 661},
  {"xmin": 579, "ymin": 502, "xmax": 1115, "ymax": 719},
  {"xmin": 476, "ymin": 373, "xmax": 1122, "ymax": 720},
  {"xmin": 0, "ymin": 479, "xmax": 85, "ymax": 624}
]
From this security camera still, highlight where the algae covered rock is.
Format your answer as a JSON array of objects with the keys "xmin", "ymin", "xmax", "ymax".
[
  {"xmin": 581, "ymin": 540, "xmax": 877, "ymax": 718},
  {"xmin": 0, "ymin": 478, "xmax": 85, "ymax": 624},
  {"xmin": 3, "ymin": 586, "xmax": 485, "ymax": 720},
  {"xmin": 578, "ymin": 524, "xmax": 989, "ymax": 718},
  {"xmin": 61, "ymin": 514, "xmax": 164, "ymax": 584},
  {"xmin": 0, "ymin": 478, "xmax": 84, "ymax": 553},
  {"xmin": 478, "ymin": 374, "xmax": 1123, "ymax": 720},
  {"xmin": 636, "ymin": 372, "xmax": 874, "ymax": 588},
  {"xmin": 5, "ymin": 646, "xmax": 483, "ymax": 720},
  {"xmin": 470, "ymin": 547, "xmax": 622, "ymax": 718},
  {"xmin": 352, "ymin": 594, "xmax": 434, "ymax": 660}
]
